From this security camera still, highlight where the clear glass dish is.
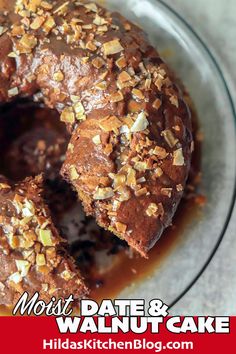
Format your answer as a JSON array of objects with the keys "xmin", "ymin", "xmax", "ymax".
[{"xmin": 104, "ymin": 0, "xmax": 236, "ymax": 306}]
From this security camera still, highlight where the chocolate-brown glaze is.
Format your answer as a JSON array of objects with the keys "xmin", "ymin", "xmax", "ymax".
[
  {"xmin": 0, "ymin": 0, "xmax": 192, "ymax": 257},
  {"xmin": 0, "ymin": 175, "xmax": 87, "ymax": 306}
]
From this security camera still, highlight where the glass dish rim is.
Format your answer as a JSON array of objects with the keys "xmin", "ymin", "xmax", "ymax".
[{"xmin": 155, "ymin": 0, "xmax": 236, "ymax": 308}]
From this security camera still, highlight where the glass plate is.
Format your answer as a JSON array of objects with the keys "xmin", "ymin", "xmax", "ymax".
[{"xmin": 104, "ymin": 0, "xmax": 236, "ymax": 306}]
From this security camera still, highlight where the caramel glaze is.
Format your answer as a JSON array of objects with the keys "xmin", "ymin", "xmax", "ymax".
[{"xmin": 0, "ymin": 100, "xmax": 202, "ymax": 315}]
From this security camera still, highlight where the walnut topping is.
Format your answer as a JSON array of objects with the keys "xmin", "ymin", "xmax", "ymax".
[
  {"xmin": 116, "ymin": 56, "xmax": 127, "ymax": 69},
  {"xmin": 8, "ymin": 87, "xmax": 19, "ymax": 97},
  {"xmin": 99, "ymin": 116, "xmax": 123, "ymax": 132},
  {"xmin": 60, "ymin": 270, "xmax": 74, "ymax": 281},
  {"xmin": 146, "ymin": 203, "xmax": 159, "ymax": 217},
  {"xmin": 0, "ymin": 26, "xmax": 7, "ymax": 36},
  {"xmin": 86, "ymin": 41, "xmax": 97, "ymax": 51},
  {"xmin": 60, "ymin": 107, "xmax": 75, "ymax": 124},
  {"xmin": 176, "ymin": 184, "xmax": 183, "ymax": 192},
  {"xmin": 53, "ymin": 1, "xmax": 69, "ymax": 14},
  {"xmin": 16, "ymin": 260, "xmax": 30, "ymax": 277},
  {"xmin": 132, "ymin": 88, "xmax": 144, "ymax": 100},
  {"xmin": 92, "ymin": 135, "xmax": 101, "ymax": 145},
  {"xmin": 152, "ymin": 146, "xmax": 168, "ymax": 159},
  {"xmin": 169, "ymin": 95, "xmax": 179, "ymax": 108},
  {"xmin": 84, "ymin": 2, "xmax": 98, "ymax": 12},
  {"xmin": 69, "ymin": 166, "xmax": 79, "ymax": 181},
  {"xmin": 30, "ymin": 16, "xmax": 45, "ymax": 30},
  {"xmin": 39, "ymin": 229, "xmax": 54, "ymax": 247},
  {"xmin": 53, "ymin": 71, "xmax": 64, "ymax": 82},
  {"xmin": 126, "ymin": 167, "xmax": 136, "ymax": 187},
  {"xmin": 134, "ymin": 161, "xmax": 148, "ymax": 171},
  {"xmin": 161, "ymin": 129, "xmax": 179, "ymax": 148},
  {"xmin": 111, "ymin": 174, "xmax": 126, "ymax": 190},
  {"xmin": 115, "ymin": 222, "xmax": 127, "ymax": 233},
  {"xmin": 0, "ymin": 183, "xmax": 11, "ymax": 190},
  {"xmin": 153, "ymin": 98, "xmax": 162, "ymax": 110},
  {"xmin": 93, "ymin": 187, "xmax": 114, "ymax": 200},
  {"xmin": 154, "ymin": 167, "xmax": 163, "ymax": 177},
  {"xmin": 41, "ymin": 1, "xmax": 53, "ymax": 10},
  {"xmin": 110, "ymin": 91, "xmax": 124, "ymax": 103},
  {"xmin": 74, "ymin": 102, "xmax": 86, "ymax": 121},
  {"xmin": 36, "ymin": 254, "xmax": 46, "ymax": 266},
  {"xmin": 173, "ymin": 148, "xmax": 185, "ymax": 166},
  {"xmin": 103, "ymin": 39, "xmax": 124, "ymax": 56},
  {"xmin": 9, "ymin": 272, "xmax": 22, "ymax": 284},
  {"xmin": 93, "ymin": 14, "xmax": 108, "ymax": 25},
  {"xmin": 92, "ymin": 57, "xmax": 105, "ymax": 69},
  {"xmin": 161, "ymin": 188, "xmax": 172, "ymax": 198},
  {"xmin": 95, "ymin": 81, "xmax": 107, "ymax": 90},
  {"xmin": 118, "ymin": 71, "xmax": 131, "ymax": 82},
  {"xmin": 130, "ymin": 112, "xmax": 149, "ymax": 133},
  {"xmin": 135, "ymin": 187, "xmax": 148, "ymax": 197},
  {"xmin": 19, "ymin": 34, "xmax": 37, "ymax": 52},
  {"xmin": 43, "ymin": 16, "xmax": 56, "ymax": 33}
]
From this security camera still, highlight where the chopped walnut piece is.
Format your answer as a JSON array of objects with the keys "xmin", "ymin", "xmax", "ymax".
[
  {"xmin": 39, "ymin": 229, "xmax": 54, "ymax": 247},
  {"xmin": 153, "ymin": 98, "xmax": 162, "ymax": 110},
  {"xmin": 146, "ymin": 203, "xmax": 159, "ymax": 217},
  {"xmin": 86, "ymin": 41, "xmax": 97, "ymax": 51},
  {"xmin": 36, "ymin": 254, "xmax": 46, "ymax": 266},
  {"xmin": 95, "ymin": 81, "xmax": 107, "ymax": 90},
  {"xmin": 99, "ymin": 115, "xmax": 123, "ymax": 132},
  {"xmin": 60, "ymin": 270, "xmax": 74, "ymax": 281},
  {"xmin": 0, "ymin": 183, "xmax": 11, "ymax": 190},
  {"xmin": 118, "ymin": 71, "xmax": 132, "ymax": 83},
  {"xmin": 161, "ymin": 129, "xmax": 179, "ymax": 148},
  {"xmin": 69, "ymin": 166, "xmax": 79, "ymax": 181},
  {"xmin": 93, "ymin": 14, "xmax": 108, "ymax": 25},
  {"xmin": 161, "ymin": 188, "xmax": 172, "ymax": 198},
  {"xmin": 152, "ymin": 146, "xmax": 168, "ymax": 159},
  {"xmin": 93, "ymin": 187, "xmax": 114, "ymax": 200},
  {"xmin": 9, "ymin": 272, "xmax": 22, "ymax": 284},
  {"xmin": 30, "ymin": 16, "xmax": 45, "ymax": 30},
  {"xmin": 19, "ymin": 34, "xmax": 37, "ymax": 52},
  {"xmin": 103, "ymin": 39, "xmax": 124, "ymax": 56},
  {"xmin": 43, "ymin": 16, "xmax": 56, "ymax": 33},
  {"xmin": 173, "ymin": 148, "xmax": 185, "ymax": 166},
  {"xmin": 74, "ymin": 102, "xmax": 86, "ymax": 121},
  {"xmin": 131, "ymin": 112, "xmax": 149, "ymax": 132},
  {"xmin": 60, "ymin": 107, "xmax": 75, "ymax": 124},
  {"xmin": 8, "ymin": 87, "xmax": 19, "ymax": 97},
  {"xmin": 176, "ymin": 184, "xmax": 183, "ymax": 192},
  {"xmin": 112, "ymin": 174, "xmax": 126, "ymax": 190},
  {"xmin": 53, "ymin": 71, "xmax": 64, "ymax": 82},
  {"xmin": 92, "ymin": 135, "xmax": 101, "ymax": 145},
  {"xmin": 16, "ymin": 260, "xmax": 30, "ymax": 277},
  {"xmin": 135, "ymin": 187, "xmax": 148, "ymax": 197},
  {"xmin": 132, "ymin": 88, "xmax": 144, "ymax": 100},
  {"xmin": 92, "ymin": 57, "xmax": 105, "ymax": 69},
  {"xmin": 134, "ymin": 161, "xmax": 148, "ymax": 172},
  {"xmin": 84, "ymin": 2, "xmax": 98, "ymax": 12},
  {"xmin": 53, "ymin": 1, "xmax": 69, "ymax": 14},
  {"xmin": 0, "ymin": 26, "xmax": 7, "ymax": 36},
  {"xmin": 41, "ymin": 1, "xmax": 53, "ymax": 10},
  {"xmin": 169, "ymin": 95, "xmax": 179, "ymax": 108},
  {"xmin": 116, "ymin": 56, "xmax": 127, "ymax": 69},
  {"xmin": 126, "ymin": 167, "xmax": 136, "ymax": 187},
  {"xmin": 115, "ymin": 222, "xmax": 127, "ymax": 233},
  {"xmin": 110, "ymin": 91, "xmax": 124, "ymax": 103}
]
